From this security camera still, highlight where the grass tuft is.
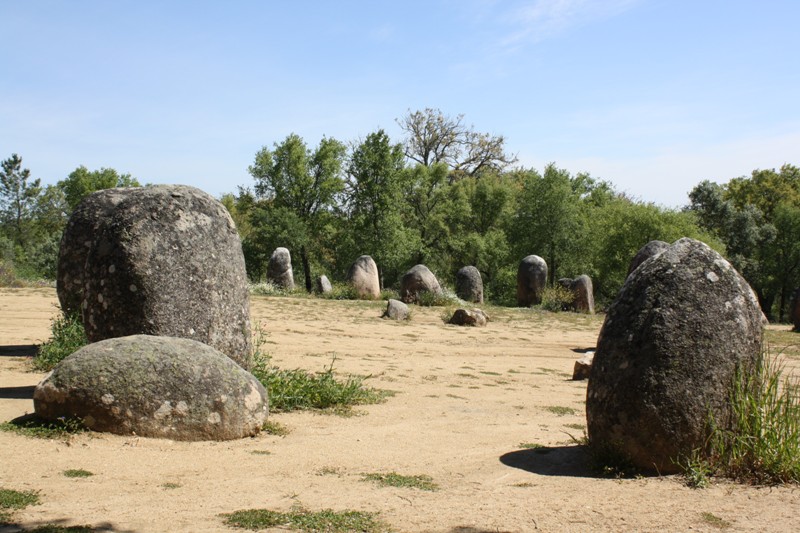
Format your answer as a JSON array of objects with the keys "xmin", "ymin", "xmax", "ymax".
[
  {"xmin": 362, "ymin": 472, "xmax": 438, "ymax": 491},
  {"xmin": 0, "ymin": 488, "xmax": 40, "ymax": 523},
  {"xmin": 0, "ymin": 415, "xmax": 85, "ymax": 440},
  {"xmin": 62, "ymin": 469, "xmax": 93, "ymax": 478},
  {"xmin": 221, "ymin": 507, "xmax": 391, "ymax": 532},
  {"xmin": 33, "ymin": 311, "xmax": 88, "ymax": 372},
  {"xmin": 690, "ymin": 353, "xmax": 800, "ymax": 484},
  {"xmin": 251, "ymin": 351, "xmax": 389, "ymax": 414},
  {"xmin": 545, "ymin": 405, "xmax": 577, "ymax": 416}
]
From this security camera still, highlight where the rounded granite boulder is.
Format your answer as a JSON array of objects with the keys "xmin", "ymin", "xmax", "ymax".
[{"xmin": 33, "ymin": 335, "xmax": 268, "ymax": 441}]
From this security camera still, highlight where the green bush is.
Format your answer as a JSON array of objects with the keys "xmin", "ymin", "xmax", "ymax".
[
  {"xmin": 34, "ymin": 312, "xmax": 88, "ymax": 372},
  {"xmin": 540, "ymin": 285, "xmax": 575, "ymax": 312},
  {"xmin": 417, "ymin": 287, "xmax": 463, "ymax": 307}
]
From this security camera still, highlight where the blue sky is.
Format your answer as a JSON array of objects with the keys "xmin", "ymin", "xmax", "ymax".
[{"xmin": 2, "ymin": 0, "xmax": 798, "ymax": 207}]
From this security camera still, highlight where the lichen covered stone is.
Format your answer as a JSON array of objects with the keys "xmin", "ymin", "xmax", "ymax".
[{"xmin": 34, "ymin": 335, "xmax": 268, "ymax": 441}]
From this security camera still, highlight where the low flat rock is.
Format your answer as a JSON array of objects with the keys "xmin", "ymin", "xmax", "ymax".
[
  {"xmin": 33, "ymin": 335, "xmax": 268, "ymax": 441},
  {"xmin": 449, "ymin": 308, "xmax": 489, "ymax": 327}
]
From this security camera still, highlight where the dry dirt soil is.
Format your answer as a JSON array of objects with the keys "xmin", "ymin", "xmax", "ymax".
[{"xmin": 1, "ymin": 288, "xmax": 799, "ymax": 532}]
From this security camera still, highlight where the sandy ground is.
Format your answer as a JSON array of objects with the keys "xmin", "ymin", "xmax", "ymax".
[{"xmin": 1, "ymin": 287, "xmax": 799, "ymax": 533}]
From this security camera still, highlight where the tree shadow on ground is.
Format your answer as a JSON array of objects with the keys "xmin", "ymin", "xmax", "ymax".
[
  {"xmin": 0, "ymin": 386, "xmax": 35, "ymax": 400},
  {"xmin": 0, "ymin": 518, "xmax": 134, "ymax": 532},
  {"xmin": 0, "ymin": 345, "xmax": 38, "ymax": 358},
  {"xmin": 570, "ymin": 346, "xmax": 595, "ymax": 354},
  {"xmin": 447, "ymin": 526, "xmax": 511, "ymax": 533}
]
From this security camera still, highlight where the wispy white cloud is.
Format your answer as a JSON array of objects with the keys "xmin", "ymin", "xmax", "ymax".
[{"xmin": 499, "ymin": 0, "xmax": 641, "ymax": 49}]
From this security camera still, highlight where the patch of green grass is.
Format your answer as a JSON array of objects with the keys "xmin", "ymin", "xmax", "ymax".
[
  {"xmin": 33, "ymin": 312, "xmax": 88, "ymax": 372},
  {"xmin": 697, "ymin": 354, "xmax": 800, "ymax": 484},
  {"xmin": 62, "ymin": 469, "xmax": 93, "ymax": 478},
  {"xmin": 479, "ymin": 371, "xmax": 501, "ymax": 376},
  {"xmin": 764, "ymin": 330, "xmax": 800, "ymax": 358},
  {"xmin": 0, "ymin": 488, "xmax": 40, "ymax": 511},
  {"xmin": 545, "ymin": 405, "xmax": 577, "ymax": 416},
  {"xmin": 0, "ymin": 415, "xmax": 85, "ymax": 440},
  {"xmin": 221, "ymin": 507, "xmax": 391, "ymax": 532},
  {"xmin": 564, "ymin": 423, "xmax": 585, "ymax": 430},
  {"xmin": 512, "ymin": 482, "xmax": 534, "ymax": 488},
  {"xmin": 250, "ymin": 345, "xmax": 389, "ymax": 413},
  {"xmin": 250, "ymin": 450, "xmax": 272, "ymax": 456},
  {"xmin": 700, "ymin": 512, "xmax": 732, "ymax": 529},
  {"xmin": 161, "ymin": 482, "xmax": 182, "ymax": 489},
  {"xmin": 518, "ymin": 443, "xmax": 552, "ymax": 454},
  {"xmin": 362, "ymin": 472, "xmax": 438, "ymax": 491},
  {"xmin": 0, "ymin": 488, "xmax": 40, "ymax": 523},
  {"xmin": 316, "ymin": 466, "xmax": 343, "ymax": 476},
  {"xmin": 261, "ymin": 421, "xmax": 290, "ymax": 436}
]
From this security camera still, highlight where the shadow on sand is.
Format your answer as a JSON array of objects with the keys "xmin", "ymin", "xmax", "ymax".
[
  {"xmin": 500, "ymin": 445, "xmax": 596, "ymax": 478},
  {"xmin": 0, "ymin": 386, "xmax": 35, "ymax": 400},
  {"xmin": 0, "ymin": 345, "xmax": 38, "ymax": 358},
  {"xmin": 0, "ymin": 518, "xmax": 135, "ymax": 532}
]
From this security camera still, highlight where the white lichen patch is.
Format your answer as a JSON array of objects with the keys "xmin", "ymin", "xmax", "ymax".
[
  {"xmin": 101, "ymin": 393, "xmax": 115, "ymax": 405},
  {"xmin": 706, "ymin": 271, "xmax": 719, "ymax": 283},
  {"xmin": 207, "ymin": 412, "xmax": 221, "ymax": 424},
  {"xmin": 154, "ymin": 401, "xmax": 174, "ymax": 420}
]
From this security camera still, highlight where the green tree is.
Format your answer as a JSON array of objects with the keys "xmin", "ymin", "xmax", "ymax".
[
  {"xmin": 344, "ymin": 129, "xmax": 414, "ymax": 288},
  {"xmin": 0, "ymin": 154, "xmax": 42, "ymax": 248},
  {"xmin": 248, "ymin": 134, "xmax": 346, "ymax": 290},
  {"xmin": 510, "ymin": 164, "xmax": 583, "ymax": 284},
  {"xmin": 58, "ymin": 165, "xmax": 140, "ymax": 212}
]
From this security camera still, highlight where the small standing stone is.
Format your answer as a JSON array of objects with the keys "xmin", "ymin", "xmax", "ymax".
[
  {"xmin": 455, "ymin": 266, "xmax": 484, "ymax": 303},
  {"xmin": 382, "ymin": 299, "xmax": 410, "ymax": 321},
  {"xmin": 347, "ymin": 255, "xmax": 381, "ymax": 299},
  {"xmin": 267, "ymin": 247, "xmax": 294, "ymax": 290},
  {"xmin": 317, "ymin": 275, "xmax": 333, "ymax": 294},
  {"xmin": 449, "ymin": 308, "xmax": 489, "ymax": 327},
  {"xmin": 517, "ymin": 255, "xmax": 547, "ymax": 306}
]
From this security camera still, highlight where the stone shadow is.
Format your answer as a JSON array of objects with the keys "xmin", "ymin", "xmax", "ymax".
[
  {"xmin": 0, "ymin": 385, "xmax": 35, "ymax": 400},
  {"xmin": 0, "ymin": 345, "xmax": 38, "ymax": 357},
  {"xmin": 500, "ymin": 445, "xmax": 595, "ymax": 478}
]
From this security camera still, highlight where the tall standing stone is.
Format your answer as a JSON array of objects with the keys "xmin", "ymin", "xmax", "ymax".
[
  {"xmin": 516, "ymin": 255, "xmax": 547, "ymax": 307},
  {"xmin": 79, "ymin": 185, "xmax": 252, "ymax": 369},
  {"xmin": 400, "ymin": 264, "xmax": 443, "ymax": 304},
  {"xmin": 56, "ymin": 188, "xmax": 133, "ymax": 315},
  {"xmin": 586, "ymin": 238, "xmax": 766, "ymax": 473},
  {"xmin": 267, "ymin": 247, "xmax": 294, "ymax": 290},
  {"xmin": 455, "ymin": 266, "xmax": 484, "ymax": 303},
  {"xmin": 559, "ymin": 275, "xmax": 595, "ymax": 314},
  {"xmin": 347, "ymin": 255, "xmax": 380, "ymax": 299},
  {"xmin": 627, "ymin": 240, "xmax": 670, "ymax": 278}
]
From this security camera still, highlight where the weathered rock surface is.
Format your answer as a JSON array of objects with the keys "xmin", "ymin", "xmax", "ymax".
[
  {"xmin": 449, "ymin": 308, "xmax": 488, "ymax": 327},
  {"xmin": 382, "ymin": 299, "xmax": 410, "ymax": 321},
  {"xmin": 627, "ymin": 240, "xmax": 670, "ymax": 277},
  {"xmin": 559, "ymin": 275, "xmax": 595, "ymax": 314},
  {"xmin": 586, "ymin": 238, "xmax": 766, "ymax": 473},
  {"xmin": 33, "ymin": 335, "xmax": 268, "ymax": 441},
  {"xmin": 56, "ymin": 188, "xmax": 133, "ymax": 315},
  {"xmin": 400, "ymin": 264, "xmax": 443, "ymax": 304},
  {"xmin": 516, "ymin": 255, "xmax": 547, "ymax": 307},
  {"xmin": 455, "ymin": 266, "xmax": 484, "ymax": 303},
  {"xmin": 791, "ymin": 287, "xmax": 800, "ymax": 331},
  {"xmin": 79, "ymin": 185, "xmax": 252, "ymax": 369},
  {"xmin": 317, "ymin": 275, "xmax": 332, "ymax": 294},
  {"xmin": 267, "ymin": 247, "xmax": 294, "ymax": 290},
  {"xmin": 572, "ymin": 352, "xmax": 594, "ymax": 380},
  {"xmin": 347, "ymin": 255, "xmax": 380, "ymax": 299}
]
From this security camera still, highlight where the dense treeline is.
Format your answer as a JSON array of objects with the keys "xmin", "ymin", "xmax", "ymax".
[{"xmin": 2, "ymin": 109, "xmax": 798, "ymax": 320}]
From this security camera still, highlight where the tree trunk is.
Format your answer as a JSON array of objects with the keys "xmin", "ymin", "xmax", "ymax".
[{"xmin": 300, "ymin": 245, "xmax": 312, "ymax": 293}]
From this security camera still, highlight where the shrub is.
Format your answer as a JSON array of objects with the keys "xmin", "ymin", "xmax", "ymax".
[
  {"xmin": 540, "ymin": 285, "xmax": 574, "ymax": 312},
  {"xmin": 34, "ymin": 312, "xmax": 88, "ymax": 372},
  {"xmin": 417, "ymin": 286, "xmax": 463, "ymax": 307}
]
